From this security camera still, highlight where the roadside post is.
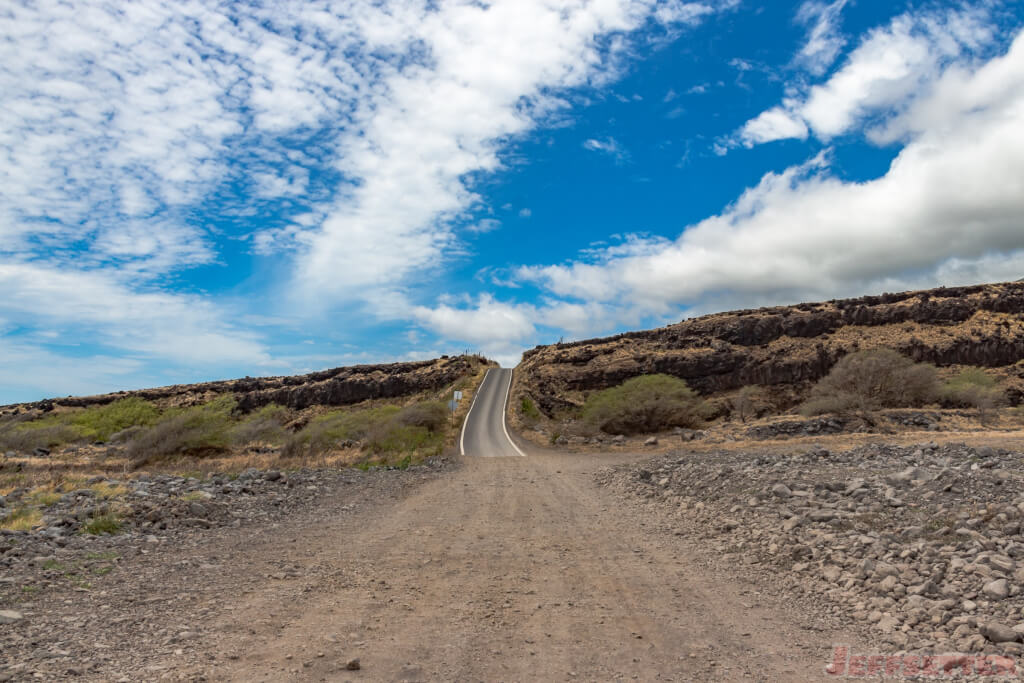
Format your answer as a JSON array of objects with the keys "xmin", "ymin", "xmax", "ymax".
[{"xmin": 449, "ymin": 390, "xmax": 462, "ymax": 427}]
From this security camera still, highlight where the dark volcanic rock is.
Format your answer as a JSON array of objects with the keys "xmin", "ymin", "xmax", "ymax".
[
  {"xmin": 3, "ymin": 356, "xmax": 488, "ymax": 414},
  {"xmin": 516, "ymin": 281, "xmax": 1024, "ymax": 416}
]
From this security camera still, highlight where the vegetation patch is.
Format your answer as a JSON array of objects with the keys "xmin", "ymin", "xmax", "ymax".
[
  {"xmin": 582, "ymin": 374, "xmax": 711, "ymax": 435},
  {"xmin": 801, "ymin": 349, "xmax": 938, "ymax": 416},
  {"xmin": 82, "ymin": 512, "xmax": 123, "ymax": 535},
  {"xmin": 90, "ymin": 482, "xmax": 129, "ymax": 500},
  {"xmin": 26, "ymin": 488, "xmax": 61, "ymax": 507},
  {"xmin": 126, "ymin": 396, "xmax": 236, "ymax": 469},
  {"xmin": 520, "ymin": 396, "xmax": 541, "ymax": 424},
  {"xmin": 229, "ymin": 403, "xmax": 289, "ymax": 446},
  {"xmin": 0, "ymin": 398, "xmax": 160, "ymax": 453},
  {"xmin": 939, "ymin": 368, "xmax": 1005, "ymax": 422},
  {"xmin": 1, "ymin": 507, "xmax": 42, "ymax": 532},
  {"xmin": 283, "ymin": 401, "xmax": 448, "ymax": 460}
]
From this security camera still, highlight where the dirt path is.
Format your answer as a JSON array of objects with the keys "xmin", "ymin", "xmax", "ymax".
[{"xmin": 176, "ymin": 452, "xmax": 853, "ymax": 682}]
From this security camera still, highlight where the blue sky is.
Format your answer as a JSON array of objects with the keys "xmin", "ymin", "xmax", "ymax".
[{"xmin": 3, "ymin": 0, "xmax": 1024, "ymax": 403}]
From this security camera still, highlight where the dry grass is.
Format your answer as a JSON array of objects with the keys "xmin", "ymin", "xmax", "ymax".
[
  {"xmin": 26, "ymin": 487, "xmax": 61, "ymax": 506},
  {"xmin": 1, "ymin": 507, "xmax": 42, "ymax": 531},
  {"xmin": 90, "ymin": 482, "xmax": 129, "ymax": 500}
]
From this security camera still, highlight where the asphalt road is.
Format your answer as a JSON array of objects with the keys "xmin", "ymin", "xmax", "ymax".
[{"xmin": 460, "ymin": 367, "xmax": 526, "ymax": 457}]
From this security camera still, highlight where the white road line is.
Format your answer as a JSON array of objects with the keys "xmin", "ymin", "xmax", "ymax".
[
  {"xmin": 501, "ymin": 369, "xmax": 527, "ymax": 457},
  {"xmin": 459, "ymin": 369, "xmax": 490, "ymax": 456}
]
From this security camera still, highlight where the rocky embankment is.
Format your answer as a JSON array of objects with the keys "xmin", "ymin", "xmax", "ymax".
[
  {"xmin": 2, "ymin": 355, "xmax": 488, "ymax": 414},
  {"xmin": 516, "ymin": 281, "xmax": 1024, "ymax": 416},
  {"xmin": 598, "ymin": 442, "xmax": 1024, "ymax": 658}
]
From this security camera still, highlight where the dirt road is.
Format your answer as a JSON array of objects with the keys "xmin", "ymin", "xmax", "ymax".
[{"xmin": 193, "ymin": 449, "xmax": 849, "ymax": 682}]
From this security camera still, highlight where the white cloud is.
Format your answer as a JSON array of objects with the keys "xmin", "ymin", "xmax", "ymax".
[
  {"xmin": 736, "ymin": 106, "xmax": 809, "ymax": 145},
  {"xmin": 467, "ymin": 218, "xmax": 502, "ymax": 234},
  {"xmin": 519, "ymin": 28, "xmax": 1024, "ymax": 320},
  {"xmin": 286, "ymin": 0, "xmax": 730, "ymax": 309},
  {"xmin": 0, "ymin": 263, "xmax": 271, "ymax": 367},
  {"xmin": 0, "ymin": 343, "xmax": 146, "ymax": 403},
  {"xmin": 0, "ymin": 0, "xmax": 731, "ymax": 393},
  {"xmin": 583, "ymin": 136, "xmax": 629, "ymax": 161},
  {"xmin": 736, "ymin": 5, "xmax": 994, "ymax": 148},
  {"xmin": 794, "ymin": 0, "xmax": 849, "ymax": 75},
  {"xmin": 518, "ymin": 208, "xmax": 533, "ymax": 219}
]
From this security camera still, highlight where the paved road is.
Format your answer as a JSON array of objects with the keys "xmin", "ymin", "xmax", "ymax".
[{"xmin": 460, "ymin": 367, "xmax": 526, "ymax": 457}]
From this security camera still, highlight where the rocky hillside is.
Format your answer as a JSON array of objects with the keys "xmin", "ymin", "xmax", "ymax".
[
  {"xmin": 3, "ymin": 355, "xmax": 490, "ymax": 415},
  {"xmin": 516, "ymin": 281, "xmax": 1024, "ymax": 416}
]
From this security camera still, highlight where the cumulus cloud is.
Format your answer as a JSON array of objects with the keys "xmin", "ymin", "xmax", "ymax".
[
  {"xmin": 519, "ymin": 28, "xmax": 1024, "ymax": 319},
  {"xmin": 735, "ymin": 5, "xmax": 994, "ymax": 148}
]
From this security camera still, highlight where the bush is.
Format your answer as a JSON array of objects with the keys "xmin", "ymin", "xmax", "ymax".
[
  {"xmin": 801, "ymin": 349, "xmax": 937, "ymax": 415},
  {"xmin": 68, "ymin": 398, "xmax": 159, "ymax": 441},
  {"xmin": 940, "ymin": 368, "xmax": 1005, "ymax": 422},
  {"xmin": 0, "ymin": 398, "xmax": 159, "ymax": 452},
  {"xmin": 581, "ymin": 374, "xmax": 711, "ymax": 435},
  {"xmin": 230, "ymin": 404, "xmax": 289, "ymax": 446},
  {"xmin": 520, "ymin": 397, "xmax": 541, "ymax": 424},
  {"xmin": 0, "ymin": 422, "xmax": 80, "ymax": 452},
  {"xmin": 730, "ymin": 386, "xmax": 762, "ymax": 423},
  {"xmin": 127, "ymin": 396, "xmax": 236, "ymax": 468},
  {"xmin": 282, "ymin": 402, "xmax": 448, "ymax": 460},
  {"xmin": 83, "ymin": 512, "xmax": 123, "ymax": 535},
  {"xmin": 394, "ymin": 402, "xmax": 448, "ymax": 432}
]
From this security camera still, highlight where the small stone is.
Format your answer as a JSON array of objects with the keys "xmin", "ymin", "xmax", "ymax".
[
  {"xmin": 33, "ymin": 447, "xmax": 50, "ymax": 457},
  {"xmin": 644, "ymin": 437, "xmax": 658, "ymax": 446},
  {"xmin": 981, "ymin": 622, "xmax": 1020, "ymax": 644},
  {"xmin": 983, "ymin": 578, "xmax": 1010, "ymax": 601},
  {"xmin": 264, "ymin": 471, "xmax": 282, "ymax": 482},
  {"xmin": 345, "ymin": 658, "xmax": 361, "ymax": 671},
  {"xmin": 771, "ymin": 484, "xmax": 792, "ymax": 499},
  {"xmin": 188, "ymin": 502, "xmax": 208, "ymax": 517},
  {"xmin": 0, "ymin": 610, "xmax": 23, "ymax": 624}
]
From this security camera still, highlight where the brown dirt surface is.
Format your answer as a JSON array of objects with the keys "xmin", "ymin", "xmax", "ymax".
[{"xmin": 0, "ymin": 450, "xmax": 862, "ymax": 682}]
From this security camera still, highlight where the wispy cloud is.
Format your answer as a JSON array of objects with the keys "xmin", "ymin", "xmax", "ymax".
[
  {"xmin": 794, "ymin": 0, "xmax": 849, "ymax": 75},
  {"xmin": 583, "ymin": 137, "xmax": 630, "ymax": 162}
]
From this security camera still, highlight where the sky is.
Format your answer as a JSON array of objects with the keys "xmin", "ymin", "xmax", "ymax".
[{"xmin": 2, "ymin": 0, "xmax": 1024, "ymax": 403}]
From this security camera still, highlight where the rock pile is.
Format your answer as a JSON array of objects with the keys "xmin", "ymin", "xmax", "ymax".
[{"xmin": 598, "ymin": 442, "xmax": 1024, "ymax": 656}]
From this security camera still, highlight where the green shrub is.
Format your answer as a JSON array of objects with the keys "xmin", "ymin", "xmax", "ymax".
[
  {"xmin": 520, "ymin": 397, "xmax": 541, "ymax": 423},
  {"xmin": 283, "ymin": 402, "xmax": 447, "ymax": 459},
  {"xmin": 394, "ymin": 402, "xmax": 448, "ymax": 432},
  {"xmin": 230, "ymin": 404, "xmax": 289, "ymax": 446},
  {"xmin": 127, "ymin": 396, "xmax": 236, "ymax": 468},
  {"xmin": 68, "ymin": 398, "xmax": 159, "ymax": 441},
  {"xmin": 83, "ymin": 513, "xmax": 123, "ymax": 535},
  {"xmin": 801, "ymin": 349, "xmax": 937, "ymax": 415},
  {"xmin": 0, "ymin": 422, "xmax": 80, "ymax": 452},
  {"xmin": 581, "ymin": 374, "xmax": 711, "ymax": 435},
  {"xmin": 0, "ymin": 398, "xmax": 159, "ymax": 451},
  {"xmin": 940, "ymin": 368, "xmax": 1005, "ymax": 422}
]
